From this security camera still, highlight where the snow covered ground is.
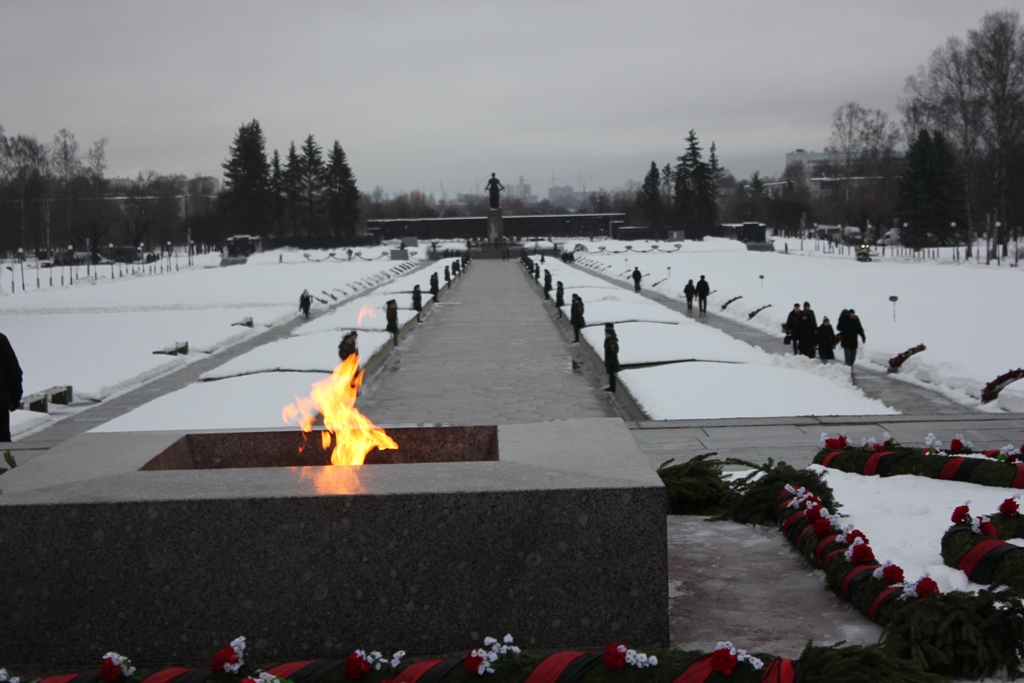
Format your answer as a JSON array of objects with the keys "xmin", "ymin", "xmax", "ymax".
[{"xmin": 571, "ymin": 237, "xmax": 1024, "ymax": 410}]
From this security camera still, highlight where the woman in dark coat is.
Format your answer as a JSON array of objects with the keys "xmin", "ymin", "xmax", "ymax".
[
  {"xmin": 817, "ymin": 317, "xmax": 836, "ymax": 364},
  {"xmin": 555, "ymin": 281, "xmax": 564, "ymax": 318},
  {"xmin": 797, "ymin": 311, "xmax": 817, "ymax": 358},
  {"xmin": 570, "ymin": 294, "xmax": 585, "ymax": 343},
  {"xmin": 338, "ymin": 331, "xmax": 358, "ymax": 362},
  {"xmin": 385, "ymin": 299, "xmax": 400, "ymax": 344},
  {"xmin": 543, "ymin": 270, "xmax": 552, "ymax": 299},
  {"xmin": 412, "ymin": 285, "xmax": 423, "ymax": 322},
  {"xmin": 683, "ymin": 279, "xmax": 696, "ymax": 311},
  {"xmin": 429, "ymin": 272, "xmax": 439, "ymax": 300},
  {"xmin": 0, "ymin": 332, "xmax": 23, "ymax": 443}
]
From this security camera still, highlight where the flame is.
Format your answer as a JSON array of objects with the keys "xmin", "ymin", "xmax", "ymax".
[
  {"xmin": 282, "ymin": 353, "xmax": 398, "ymax": 468},
  {"xmin": 294, "ymin": 465, "xmax": 365, "ymax": 494},
  {"xmin": 357, "ymin": 303, "xmax": 377, "ymax": 326}
]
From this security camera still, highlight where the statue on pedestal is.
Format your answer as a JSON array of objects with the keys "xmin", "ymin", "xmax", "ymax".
[{"xmin": 485, "ymin": 173, "xmax": 505, "ymax": 210}]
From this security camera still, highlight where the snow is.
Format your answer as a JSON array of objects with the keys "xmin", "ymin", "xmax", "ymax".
[
  {"xmin": 582, "ymin": 322, "xmax": 769, "ymax": 365},
  {"xmin": 572, "ymin": 237, "xmax": 1024, "ymax": 406},
  {"xmin": 199, "ymin": 330, "xmax": 392, "ymax": 380}
]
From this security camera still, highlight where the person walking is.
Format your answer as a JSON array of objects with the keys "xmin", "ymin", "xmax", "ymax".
[
  {"xmin": 555, "ymin": 281, "xmax": 565, "ymax": 318},
  {"xmin": 0, "ymin": 332, "xmax": 23, "ymax": 443},
  {"xmin": 430, "ymin": 272, "xmax": 440, "ymax": 301},
  {"xmin": 603, "ymin": 323, "xmax": 620, "ymax": 392},
  {"xmin": 338, "ymin": 330, "xmax": 359, "ymax": 362},
  {"xmin": 570, "ymin": 294, "xmax": 585, "ymax": 343},
  {"xmin": 695, "ymin": 275, "xmax": 710, "ymax": 314},
  {"xmin": 683, "ymin": 279, "xmax": 696, "ymax": 311},
  {"xmin": 817, "ymin": 317, "xmax": 837, "ymax": 365},
  {"xmin": 802, "ymin": 301, "xmax": 818, "ymax": 330},
  {"xmin": 543, "ymin": 269, "xmax": 552, "ymax": 299},
  {"xmin": 444, "ymin": 265, "xmax": 451, "ymax": 285},
  {"xmin": 840, "ymin": 309, "xmax": 866, "ymax": 371},
  {"xmin": 632, "ymin": 267, "xmax": 642, "ymax": 293},
  {"xmin": 784, "ymin": 303, "xmax": 801, "ymax": 354},
  {"xmin": 385, "ymin": 299, "xmax": 400, "ymax": 345},
  {"xmin": 412, "ymin": 285, "xmax": 423, "ymax": 322},
  {"xmin": 797, "ymin": 309, "xmax": 817, "ymax": 359},
  {"xmin": 299, "ymin": 289, "xmax": 312, "ymax": 318}
]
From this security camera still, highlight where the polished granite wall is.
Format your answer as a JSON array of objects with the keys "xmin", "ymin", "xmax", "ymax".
[{"xmin": 0, "ymin": 418, "xmax": 667, "ymax": 665}]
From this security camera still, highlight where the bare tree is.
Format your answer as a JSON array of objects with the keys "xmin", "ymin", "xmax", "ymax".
[{"xmin": 51, "ymin": 128, "xmax": 82, "ymax": 247}]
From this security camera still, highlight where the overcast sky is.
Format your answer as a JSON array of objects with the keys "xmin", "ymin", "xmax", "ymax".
[{"xmin": 1, "ymin": 1, "xmax": 1019, "ymax": 196}]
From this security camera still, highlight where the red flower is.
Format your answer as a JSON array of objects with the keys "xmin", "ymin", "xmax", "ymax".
[
  {"xmin": 346, "ymin": 652, "xmax": 372, "ymax": 680},
  {"xmin": 846, "ymin": 529, "xmax": 868, "ymax": 545},
  {"xmin": 211, "ymin": 646, "xmax": 239, "ymax": 674},
  {"xmin": 812, "ymin": 518, "xmax": 833, "ymax": 538},
  {"xmin": 850, "ymin": 543, "xmax": 875, "ymax": 564},
  {"xmin": 805, "ymin": 505, "xmax": 822, "ymax": 523},
  {"xmin": 951, "ymin": 505, "xmax": 971, "ymax": 525},
  {"xmin": 872, "ymin": 443, "xmax": 885, "ymax": 453},
  {"xmin": 916, "ymin": 577, "xmax": 940, "ymax": 597},
  {"xmin": 980, "ymin": 522, "xmax": 998, "ymax": 537},
  {"xmin": 603, "ymin": 643, "xmax": 627, "ymax": 671},
  {"xmin": 824, "ymin": 436, "xmax": 848, "ymax": 449},
  {"xmin": 100, "ymin": 658, "xmax": 120, "ymax": 683},
  {"xmin": 950, "ymin": 438, "xmax": 963, "ymax": 453},
  {"xmin": 710, "ymin": 648, "xmax": 738, "ymax": 675},
  {"xmin": 1000, "ymin": 498, "xmax": 1020, "ymax": 517},
  {"xmin": 464, "ymin": 651, "xmax": 485, "ymax": 676},
  {"xmin": 881, "ymin": 564, "xmax": 905, "ymax": 584},
  {"xmin": 1010, "ymin": 454, "xmax": 1019, "ymax": 463}
]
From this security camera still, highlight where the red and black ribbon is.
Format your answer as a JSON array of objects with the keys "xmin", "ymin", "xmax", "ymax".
[
  {"xmin": 140, "ymin": 670, "xmax": 212, "ymax": 683},
  {"xmin": 524, "ymin": 652, "xmax": 601, "ymax": 683},
  {"xmin": 938, "ymin": 456, "xmax": 982, "ymax": 482},
  {"xmin": 813, "ymin": 534, "xmax": 841, "ymax": 569},
  {"xmin": 866, "ymin": 586, "xmax": 902, "ymax": 622},
  {"xmin": 671, "ymin": 654, "xmax": 725, "ymax": 683},
  {"xmin": 266, "ymin": 660, "xmax": 342, "ymax": 683},
  {"xmin": 39, "ymin": 675, "xmax": 101, "ymax": 683},
  {"xmin": 776, "ymin": 490, "xmax": 797, "ymax": 516},
  {"xmin": 874, "ymin": 450, "xmax": 911, "ymax": 477},
  {"xmin": 840, "ymin": 564, "xmax": 878, "ymax": 600},
  {"xmin": 1013, "ymin": 463, "xmax": 1024, "ymax": 489},
  {"xmin": 759, "ymin": 657, "xmax": 803, "ymax": 683},
  {"xmin": 820, "ymin": 451, "xmax": 843, "ymax": 468},
  {"xmin": 392, "ymin": 659, "xmax": 461, "ymax": 683},
  {"xmin": 957, "ymin": 539, "xmax": 1023, "ymax": 584}
]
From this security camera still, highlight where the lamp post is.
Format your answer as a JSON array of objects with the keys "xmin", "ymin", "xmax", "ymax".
[
  {"xmin": 995, "ymin": 222, "xmax": 1002, "ymax": 266},
  {"xmin": 759, "ymin": 274, "xmax": 764, "ymax": 287},
  {"xmin": 166, "ymin": 241, "xmax": 171, "ymax": 273},
  {"xmin": 951, "ymin": 222, "xmax": 957, "ymax": 261},
  {"xmin": 18, "ymin": 248, "xmax": 25, "ymax": 291},
  {"xmin": 109, "ymin": 243, "xmax": 115, "ymax": 279},
  {"xmin": 889, "ymin": 295, "xmax": 898, "ymax": 322},
  {"xmin": 68, "ymin": 244, "xmax": 73, "ymax": 285}
]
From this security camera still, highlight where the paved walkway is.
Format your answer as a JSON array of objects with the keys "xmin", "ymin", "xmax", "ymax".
[{"xmin": 359, "ymin": 260, "xmax": 617, "ymax": 425}]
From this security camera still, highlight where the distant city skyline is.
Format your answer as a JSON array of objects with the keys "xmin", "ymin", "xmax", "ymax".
[{"xmin": 1, "ymin": 1, "xmax": 1017, "ymax": 195}]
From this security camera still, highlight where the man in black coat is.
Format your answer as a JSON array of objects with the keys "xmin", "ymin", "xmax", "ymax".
[
  {"xmin": 840, "ymin": 309, "xmax": 866, "ymax": 370},
  {"xmin": 338, "ymin": 331, "xmax": 359, "ymax": 362},
  {"xmin": 603, "ymin": 323, "xmax": 620, "ymax": 392},
  {"xmin": 412, "ymin": 285, "xmax": 423, "ymax": 322},
  {"xmin": 797, "ymin": 311, "xmax": 817, "ymax": 358},
  {"xmin": 430, "ymin": 272, "xmax": 440, "ymax": 300},
  {"xmin": 784, "ymin": 303, "xmax": 801, "ymax": 354},
  {"xmin": 695, "ymin": 275, "xmax": 710, "ymax": 314},
  {"xmin": 543, "ymin": 270, "xmax": 552, "ymax": 299},
  {"xmin": 632, "ymin": 267, "xmax": 642, "ymax": 293},
  {"xmin": 555, "ymin": 281, "xmax": 565, "ymax": 318},
  {"xmin": 385, "ymin": 299, "xmax": 400, "ymax": 345},
  {"xmin": 570, "ymin": 294, "xmax": 585, "ymax": 343},
  {"xmin": 683, "ymin": 279, "xmax": 696, "ymax": 311},
  {"xmin": 0, "ymin": 332, "xmax": 23, "ymax": 442}
]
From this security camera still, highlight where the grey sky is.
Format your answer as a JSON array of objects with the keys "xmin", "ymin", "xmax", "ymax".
[{"xmin": 1, "ymin": 1, "xmax": 1018, "ymax": 196}]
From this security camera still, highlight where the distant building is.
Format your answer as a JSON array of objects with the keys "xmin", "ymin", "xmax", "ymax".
[
  {"xmin": 785, "ymin": 149, "xmax": 833, "ymax": 182},
  {"xmin": 547, "ymin": 185, "xmax": 589, "ymax": 209}
]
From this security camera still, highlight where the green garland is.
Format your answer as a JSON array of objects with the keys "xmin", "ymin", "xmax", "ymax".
[
  {"xmin": 813, "ymin": 446, "xmax": 1022, "ymax": 489},
  {"xmin": 657, "ymin": 453, "xmax": 731, "ymax": 515},
  {"xmin": 717, "ymin": 458, "xmax": 838, "ymax": 525}
]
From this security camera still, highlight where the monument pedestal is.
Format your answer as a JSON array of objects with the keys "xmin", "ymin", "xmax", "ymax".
[{"xmin": 487, "ymin": 208, "xmax": 504, "ymax": 241}]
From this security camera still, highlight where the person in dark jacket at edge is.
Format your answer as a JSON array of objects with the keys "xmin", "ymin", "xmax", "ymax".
[
  {"xmin": 683, "ymin": 279, "xmax": 696, "ymax": 311},
  {"xmin": 338, "ymin": 331, "xmax": 358, "ymax": 362},
  {"xmin": 412, "ymin": 285, "xmax": 423, "ymax": 322},
  {"xmin": 444, "ymin": 266, "xmax": 451, "ymax": 285},
  {"xmin": 802, "ymin": 301, "xmax": 818, "ymax": 330},
  {"xmin": 570, "ymin": 294, "xmax": 585, "ymax": 343},
  {"xmin": 817, "ymin": 317, "xmax": 837, "ymax": 365},
  {"xmin": 603, "ymin": 323, "xmax": 620, "ymax": 392},
  {"xmin": 632, "ymin": 267, "xmax": 642, "ymax": 293},
  {"xmin": 385, "ymin": 299, "xmax": 400, "ymax": 345},
  {"xmin": 0, "ymin": 332, "xmax": 23, "ymax": 443},
  {"xmin": 840, "ymin": 309, "xmax": 866, "ymax": 372},
  {"xmin": 543, "ymin": 269, "xmax": 552, "ymax": 299},
  {"xmin": 430, "ymin": 272, "xmax": 440, "ymax": 301},
  {"xmin": 554, "ymin": 281, "xmax": 565, "ymax": 318},
  {"xmin": 299, "ymin": 289, "xmax": 312, "ymax": 318}
]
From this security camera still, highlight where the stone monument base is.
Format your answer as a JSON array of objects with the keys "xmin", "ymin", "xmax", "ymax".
[{"xmin": 488, "ymin": 208, "xmax": 504, "ymax": 241}]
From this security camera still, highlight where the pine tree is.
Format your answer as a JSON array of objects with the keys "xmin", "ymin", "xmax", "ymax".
[
  {"xmin": 707, "ymin": 142, "xmax": 723, "ymax": 227},
  {"xmin": 675, "ymin": 130, "xmax": 712, "ymax": 237},
  {"xmin": 284, "ymin": 143, "xmax": 302, "ymax": 235},
  {"xmin": 324, "ymin": 140, "xmax": 361, "ymax": 238},
  {"xmin": 269, "ymin": 149, "xmax": 285, "ymax": 237},
  {"xmin": 897, "ymin": 130, "xmax": 967, "ymax": 249},
  {"xmin": 638, "ymin": 161, "xmax": 662, "ymax": 229},
  {"xmin": 298, "ymin": 134, "xmax": 325, "ymax": 235},
  {"xmin": 221, "ymin": 119, "xmax": 272, "ymax": 236}
]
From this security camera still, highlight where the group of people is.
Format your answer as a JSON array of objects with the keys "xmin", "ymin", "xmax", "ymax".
[
  {"xmin": 783, "ymin": 302, "xmax": 866, "ymax": 369},
  {"xmin": 682, "ymin": 276, "xmax": 710, "ymax": 313}
]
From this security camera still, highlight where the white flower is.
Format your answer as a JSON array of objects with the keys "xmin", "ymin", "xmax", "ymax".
[
  {"xmin": 503, "ymin": 634, "xmax": 514, "ymax": 644},
  {"xmin": 818, "ymin": 433, "xmax": 829, "ymax": 448},
  {"xmin": 648, "ymin": 655, "xmax": 659, "ymax": 667},
  {"xmin": 0, "ymin": 669, "xmax": 17, "ymax": 683},
  {"xmin": 873, "ymin": 560, "xmax": 895, "ymax": 580},
  {"xmin": 483, "ymin": 636, "xmax": 497, "ymax": 647},
  {"xmin": 882, "ymin": 432, "xmax": 892, "ymax": 441},
  {"xmin": 925, "ymin": 433, "xmax": 937, "ymax": 446},
  {"xmin": 861, "ymin": 436, "xmax": 877, "ymax": 448},
  {"xmin": 230, "ymin": 636, "xmax": 247, "ymax": 652}
]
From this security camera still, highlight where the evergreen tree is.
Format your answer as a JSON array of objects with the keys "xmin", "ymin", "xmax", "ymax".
[
  {"xmin": 638, "ymin": 161, "xmax": 662, "ymax": 229},
  {"xmin": 660, "ymin": 162, "xmax": 675, "ymax": 216},
  {"xmin": 897, "ymin": 130, "xmax": 967, "ymax": 248},
  {"xmin": 707, "ymin": 142, "xmax": 723, "ymax": 227},
  {"xmin": 675, "ymin": 129, "xmax": 713, "ymax": 237},
  {"xmin": 284, "ymin": 142, "xmax": 302, "ymax": 235},
  {"xmin": 298, "ymin": 134, "xmax": 325, "ymax": 235},
  {"xmin": 324, "ymin": 140, "xmax": 361, "ymax": 238},
  {"xmin": 269, "ymin": 149, "xmax": 285, "ymax": 237},
  {"xmin": 220, "ymin": 119, "xmax": 272, "ymax": 236}
]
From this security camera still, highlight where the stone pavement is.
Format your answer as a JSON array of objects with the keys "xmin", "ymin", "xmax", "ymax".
[{"xmin": 358, "ymin": 260, "xmax": 617, "ymax": 425}]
